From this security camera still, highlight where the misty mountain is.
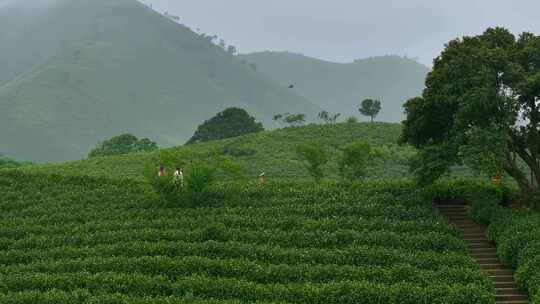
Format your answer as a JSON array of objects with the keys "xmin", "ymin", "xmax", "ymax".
[
  {"xmin": 0, "ymin": 0, "xmax": 319, "ymax": 162},
  {"xmin": 239, "ymin": 52, "xmax": 429, "ymax": 122}
]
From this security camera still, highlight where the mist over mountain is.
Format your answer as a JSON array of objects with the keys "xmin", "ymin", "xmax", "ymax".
[
  {"xmin": 240, "ymin": 52, "xmax": 430, "ymax": 122},
  {"xmin": 0, "ymin": 0, "xmax": 319, "ymax": 162}
]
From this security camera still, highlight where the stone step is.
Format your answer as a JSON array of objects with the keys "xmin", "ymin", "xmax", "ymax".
[
  {"xmin": 495, "ymin": 282, "xmax": 520, "ymax": 289},
  {"xmin": 495, "ymin": 294, "xmax": 529, "ymax": 302},
  {"xmin": 435, "ymin": 205, "xmax": 529, "ymax": 304},
  {"xmin": 491, "ymin": 275, "xmax": 517, "ymax": 283},
  {"xmin": 480, "ymin": 263, "xmax": 506, "ymax": 270},
  {"xmin": 496, "ymin": 288, "xmax": 527, "ymax": 296},
  {"xmin": 488, "ymin": 269, "xmax": 515, "ymax": 276},
  {"xmin": 468, "ymin": 248, "xmax": 498, "ymax": 255}
]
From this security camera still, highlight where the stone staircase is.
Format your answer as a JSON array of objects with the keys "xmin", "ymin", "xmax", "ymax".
[{"xmin": 436, "ymin": 205, "xmax": 529, "ymax": 304}]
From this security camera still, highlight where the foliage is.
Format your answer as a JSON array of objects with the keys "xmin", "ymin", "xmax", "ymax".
[
  {"xmin": 346, "ymin": 116, "xmax": 359, "ymax": 123},
  {"xmin": 359, "ymin": 99, "xmax": 382, "ymax": 122},
  {"xmin": 338, "ymin": 141, "xmax": 383, "ymax": 180},
  {"xmin": 458, "ymin": 125, "xmax": 507, "ymax": 178},
  {"xmin": 0, "ymin": 170, "xmax": 495, "ymax": 303},
  {"xmin": 187, "ymin": 108, "xmax": 264, "ymax": 145},
  {"xmin": 295, "ymin": 143, "xmax": 329, "ymax": 181},
  {"xmin": 274, "ymin": 113, "xmax": 306, "ymax": 127},
  {"xmin": 24, "ymin": 123, "xmax": 418, "ymax": 181},
  {"xmin": 401, "ymin": 27, "xmax": 540, "ymax": 196},
  {"xmin": 0, "ymin": 155, "xmax": 31, "ymax": 169},
  {"xmin": 318, "ymin": 111, "xmax": 341, "ymax": 124},
  {"xmin": 147, "ymin": 149, "xmax": 243, "ymax": 207},
  {"xmin": 88, "ymin": 134, "xmax": 158, "ymax": 158}
]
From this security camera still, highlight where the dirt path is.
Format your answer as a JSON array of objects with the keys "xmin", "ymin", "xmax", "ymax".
[{"xmin": 436, "ymin": 204, "xmax": 529, "ymax": 304}]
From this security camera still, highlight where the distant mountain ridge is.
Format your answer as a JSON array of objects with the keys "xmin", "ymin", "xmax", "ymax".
[
  {"xmin": 0, "ymin": 0, "xmax": 319, "ymax": 162},
  {"xmin": 239, "ymin": 51, "xmax": 429, "ymax": 122}
]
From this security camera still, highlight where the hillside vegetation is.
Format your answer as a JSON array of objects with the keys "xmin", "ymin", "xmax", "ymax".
[
  {"xmin": 26, "ymin": 123, "xmax": 414, "ymax": 180},
  {"xmin": 0, "ymin": 170, "xmax": 495, "ymax": 303},
  {"xmin": 0, "ymin": 0, "xmax": 318, "ymax": 162},
  {"xmin": 240, "ymin": 52, "xmax": 429, "ymax": 122}
]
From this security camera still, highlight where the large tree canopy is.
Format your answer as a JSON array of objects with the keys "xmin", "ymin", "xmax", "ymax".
[
  {"xmin": 88, "ymin": 134, "xmax": 158, "ymax": 158},
  {"xmin": 187, "ymin": 108, "xmax": 264, "ymax": 144},
  {"xmin": 401, "ymin": 27, "xmax": 540, "ymax": 194}
]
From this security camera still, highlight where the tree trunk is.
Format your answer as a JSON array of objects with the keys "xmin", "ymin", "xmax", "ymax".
[{"xmin": 504, "ymin": 150, "xmax": 534, "ymax": 195}]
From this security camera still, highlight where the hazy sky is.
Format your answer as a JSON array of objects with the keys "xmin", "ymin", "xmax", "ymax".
[{"xmin": 143, "ymin": 0, "xmax": 540, "ymax": 66}]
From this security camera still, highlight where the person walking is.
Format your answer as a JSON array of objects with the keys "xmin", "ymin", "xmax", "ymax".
[
  {"xmin": 259, "ymin": 172, "xmax": 267, "ymax": 184},
  {"xmin": 173, "ymin": 167, "xmax": 184, "ymax": 188},
  {"xmin": 158, "ymin": 166, "xmax": 167, "ymax": 177}
]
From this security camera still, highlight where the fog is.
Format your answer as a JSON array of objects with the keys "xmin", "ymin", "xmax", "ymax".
[{"xmin": 143, "ymin": 0, "xmax": 540, "ymax": 65}]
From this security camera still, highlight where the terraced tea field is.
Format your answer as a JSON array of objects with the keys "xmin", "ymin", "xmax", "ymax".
[{"xmin": 0, "ymin": 171, "xmax": 494, "ymax": 303}]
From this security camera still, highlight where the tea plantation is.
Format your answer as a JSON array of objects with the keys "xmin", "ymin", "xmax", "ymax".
[
  {"xmin": 24, "ymin": 123, "xmax": 417, "ymax": 180},
  {"xmin": 0, "ymin": 171, "xmax": 495, "ymax": 303}
]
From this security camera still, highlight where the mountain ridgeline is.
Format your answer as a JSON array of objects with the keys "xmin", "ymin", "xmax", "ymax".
[
  {"xmin": 0, "ymin": 0, "xmax": 319, "ymax": 162},
  {"xmin": 239, "ymin": 52, "xmax": 430, "ymax": 122}
]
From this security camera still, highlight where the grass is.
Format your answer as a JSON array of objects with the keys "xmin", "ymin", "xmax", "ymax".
[{"xmin": 24, "ymin": 122, "xmax": 415, "ymax": 181}]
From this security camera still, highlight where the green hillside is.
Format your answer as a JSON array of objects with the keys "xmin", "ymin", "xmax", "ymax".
[
  {"xmin": 0, "ymin": 0, "xmax": 319, "ymax": 162},
  {"xmin": 239, "ymin": 52, "xmax": 429, "ymax": 122},
  {"xmin": 26, "ymin": 123, "xmax": 414, "ymax": 180},
  {"xmin": 0, "ymin": 170, "xmax": 494, "ymax": 303}
]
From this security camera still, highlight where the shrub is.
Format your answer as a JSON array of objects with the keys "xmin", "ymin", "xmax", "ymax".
[
  {"xmin": 338, "ymin": 141, "xmax": 382, "ymax": 180},
  {"xmin": 147, "ymin": 150, "xmax": 243, "ymax": 207},
  {"xmin": 295, "ymin": 143, "xmax": 329, "ymax": 181}
]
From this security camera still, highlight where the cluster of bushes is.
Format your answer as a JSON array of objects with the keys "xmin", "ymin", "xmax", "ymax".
[
  {"xmin": 0, "ymin": 171, "xmax": 495, "ymax": 303},
  {"xmin": 296, "ymin": 140, "xmax": 390, "ymax": 182}
]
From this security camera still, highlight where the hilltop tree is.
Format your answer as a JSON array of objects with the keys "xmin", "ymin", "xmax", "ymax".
[
  {"xmin": 218, "ymin": 39, "xmax": 226, "ymax": 50},
  {"xmin": 359, "ymin": 99, "xmax": 382, "ymax": 122},
  {"xmin": 187, "ymin": 108, "xmax": 264, "ymax": 144},
  {"xmin": 88, "ymin": 134, "xmax": 158, "ymax": 158},
  {"xmin": 273, "ymin": 113, "xmax": 306, "ymax": 127},
  {"xmin": 400, "ymin": 27, "xmax": 540, "ymax": 197},
  {"xmin": 227, "ymin": 45, "xmax": 237, "ymax": 55},
  {"xmin": 318, "ymin": 111, "xmax": 341, "ymax": 124}
]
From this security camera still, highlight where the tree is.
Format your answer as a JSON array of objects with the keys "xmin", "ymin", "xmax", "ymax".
[
  {"xmin": 296, "ymin": 144, "xmax": 329, "ymax": 181},
  {"xmin": 227, "ymin": 45, "xmax": 237, "ymax": 55},
  {"xmin": 88, "ymin": 134, "xmax": 158, "ymax": 158},
  {"xmin": 218, "ymin": 39, "xmax": 226, "ymax": 50},
  {"xmin": 187, "ymin": 108, "xmax": 264, "ymax": 144},
  {"xmin": 284, "ymin": 113, "xmax": 306, "ymax": 127},
  {"xmin": 400, "ymin": 27, "xmax": 540, "ymax": 196},
  {"xmin": 338, "ymin": 141, "xmax": 381, "ymax": 180},
  {"xmin": 318, "ymin": 111, "xmax": 341, "ymax": 124},
  {"xmin": 359, "ymin": 99, "xmax": 382, "ymax": 122}
]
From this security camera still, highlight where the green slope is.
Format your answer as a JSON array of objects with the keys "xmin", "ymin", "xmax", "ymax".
[
  {"xmin": 239, "ymin": 51, "xmax": 429, "ymax": 122},
  {"xmin": 0, "ymin": 170, "xmax": 494, "ymax": 303},
  {"xmin": 0, "ymin": 0, "xmax": 319, "ymax": 162},
  {"xmin": 25, "ymin": 122, "xmax": 415, "ymax": 180}
]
